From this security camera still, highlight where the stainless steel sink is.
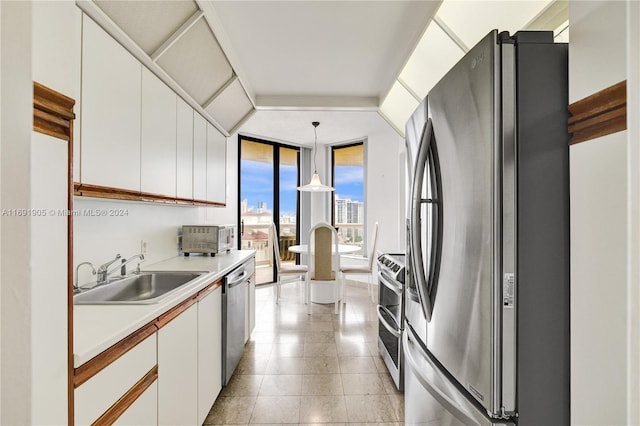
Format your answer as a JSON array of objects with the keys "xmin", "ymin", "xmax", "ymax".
[{"xmin": 74, "ymin": 271, "xmax": 205, "ymax": 305}]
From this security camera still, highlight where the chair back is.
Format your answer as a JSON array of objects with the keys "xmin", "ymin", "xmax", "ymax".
[
  {"xmin": 269, "ymin": 223, "xmax": 281, "ymax": 271},
  {"xmin": 308, "ymin": 222, "xmax": 339, "ymax": 280},
  {"xmin": 367, "ymin": 222, "xmax": 379, "ymax": 269}
]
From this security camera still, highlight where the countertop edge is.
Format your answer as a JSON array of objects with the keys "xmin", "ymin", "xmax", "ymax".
[{"xmin": 73, "ymin": 250, "xmax": 255, "ymax": 368}]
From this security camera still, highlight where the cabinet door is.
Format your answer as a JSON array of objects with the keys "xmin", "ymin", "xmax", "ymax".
[
  {"xmin": 141, "ymin": 67, "xmax": 177, "ymax": 197},
  {"xmin": 193, "ymin": 113, "xmax": 207, "ymax": 201},
  {"xmin": 113, "ymin": 381, "xmax": 157, "ymax": 426},
  {"xmin": 197, "ymin": 287, "xmax": 222, "ymax": 424},
  {"xmin": 206, "ymin": 123, "xmax": 226, "ymax": 204},
  {"xmin": 158, "ymin": 303, "xmax": 198, "ymax": 425},
  {"xmin": 81, "ymin": 15, "xmax": 141, "ymax": 191},
  {"xmin": 177, "ymin": 98, "xmax": 194, "ymax": 200},
  {"xmin": 75, "ymin": 335, "xmax": 157, "ymax": 425}
]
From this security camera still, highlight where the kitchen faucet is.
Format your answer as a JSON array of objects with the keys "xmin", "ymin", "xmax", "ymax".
[
  {"xmin": 96, "ymin": 254, "xmax": 121, "ymax": 284},
  {"xmin": 74, "ymin": 262, "xmax": 96, "ymax": 292},
  {"xmin": 120, "ymin": 253, "xmax": 145, "ymax": 276}
]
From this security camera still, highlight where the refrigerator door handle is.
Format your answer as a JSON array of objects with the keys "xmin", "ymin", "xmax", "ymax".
[
  {"xmin": 409, "ymin": 117, "xmax": 442, "ymax": 321},
  {"xmin": 403, "ymin": 327, "xmax": 486, "ymax": 426}
]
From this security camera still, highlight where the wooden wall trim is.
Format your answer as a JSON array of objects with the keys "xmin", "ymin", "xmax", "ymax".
[
  {"xmin": 568, "ymin": 80, "xmax": 627, "ymax": 145},
  {"xmin": 91, "ymin": 365, "xmax": 158, "ymax": 426},
  {"xmin": 74, "ymin": 182, "xmax": 226, "ymax": 207},
  {"xmin": 73, "ymin": 321, "xmax": 157, "ymax": 388},
  {"xmin": 33, "ymin": 82, "xmax": 75, "ymax": 141}
]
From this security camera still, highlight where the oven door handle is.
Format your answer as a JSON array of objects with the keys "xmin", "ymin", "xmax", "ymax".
[
  {"xmin": 378, "ymin": 271, "xmax": 403, "ymax": 296},
  {"xmin": 377, "ymin": 305, "xmax": 401, "ymax": 338}
]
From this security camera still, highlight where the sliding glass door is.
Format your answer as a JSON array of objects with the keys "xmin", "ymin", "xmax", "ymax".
[{"xmin": 239, "ymin": 136, "xmax": 300, "ymax": 285}]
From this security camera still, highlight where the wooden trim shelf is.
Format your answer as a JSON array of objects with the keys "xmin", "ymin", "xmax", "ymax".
[
  {"xmin": 568, "ymin": 80, "xmax": 627, "ymax": 145},
  {"xmin": 157, "ymin": 296, "xmax": 198, "ymax": 329},
  {"xmin": 196, "ymin": 280, "xmax": 222, "ymax": 301},
  {"xmin": 91, "ymin": 365, "xmax": 158, "ymax": 426},
  {"xmin": 74, "ymin": 182, "xmax": 226, "ymax": 207}
]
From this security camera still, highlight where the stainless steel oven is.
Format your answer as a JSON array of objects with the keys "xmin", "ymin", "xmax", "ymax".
[{"xmin": 377, "ymin": 253, "xmax": 405, "ymax": 391}]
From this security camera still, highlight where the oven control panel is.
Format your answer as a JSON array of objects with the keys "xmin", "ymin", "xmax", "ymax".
[{"xmin": 377, "ymin": 253, "xmax": 406, "ymax": 284}]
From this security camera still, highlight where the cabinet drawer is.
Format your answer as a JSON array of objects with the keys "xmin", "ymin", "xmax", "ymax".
[{"xmin": 75, "ymin": 334, "xmax": 157, "ymax": 425}]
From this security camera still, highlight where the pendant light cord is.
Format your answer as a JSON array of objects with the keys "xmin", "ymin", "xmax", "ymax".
[{"xmin": 312, "ymin": 121, "xmax": 320, "ymax": 174}]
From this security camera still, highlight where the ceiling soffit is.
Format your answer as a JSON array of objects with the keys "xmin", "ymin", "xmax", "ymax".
[{"xmin": 90, "ymin": 0, "xmax": 256, "ymax": 135}]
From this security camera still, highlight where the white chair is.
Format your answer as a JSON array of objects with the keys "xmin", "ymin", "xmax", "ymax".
[
  {"xmin": 338, "ymin": 222, "xmax": 379, "ymax": 310},
  {"xmin": 308, "ymin": 222, "xmax": 340, "ymax": 314},
  {"xmin": 270, "ymin": 223, "xmax": 308, "ymax": 305}
]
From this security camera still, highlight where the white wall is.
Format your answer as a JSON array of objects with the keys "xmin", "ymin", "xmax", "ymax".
[
  {"xmin": 627, "ymin": 1, "xmax": 640, "ymax": 422},
  {"xmin": 569, "ymin": 1, "xmax": 629, "ymax": 424},
  {"xmin": 0, "ymin": 2, "xmax": 33, "ymax": 424}
]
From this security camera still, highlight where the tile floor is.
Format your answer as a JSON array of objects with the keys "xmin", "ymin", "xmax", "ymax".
[{"xmin": 204, "ymin": 280, "xmax": 404, "ymax": 425}]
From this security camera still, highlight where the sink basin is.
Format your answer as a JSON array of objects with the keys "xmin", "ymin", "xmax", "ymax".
[{"xmin": 74, "ymin": 271, "xmax": 205, "ymax": 305}]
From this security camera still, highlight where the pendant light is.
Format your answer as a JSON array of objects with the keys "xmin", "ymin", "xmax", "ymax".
[{"xmin": 298, "ymin": 121, "xmax": 334, "ymax": 192}]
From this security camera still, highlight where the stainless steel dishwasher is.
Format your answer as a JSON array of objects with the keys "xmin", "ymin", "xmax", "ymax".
[{"xmin": 222, "ymin": 261, "xmax": 248, "ymax": 385}]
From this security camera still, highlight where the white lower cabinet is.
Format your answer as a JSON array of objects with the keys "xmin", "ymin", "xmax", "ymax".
[
  {"xmin": 158, "ymin": 303, "xmax": 199, "ymax": 425},
  {"xmin": 197, "ymin": 287, "xmax": 222, "ymax": 424},
  {"xmin": 114, "ymin": 381, "xmax": 158, "ymax": 426},
  {"xmin": 75, "ymin": 335, "xmax": 157, "ymax": 426}
]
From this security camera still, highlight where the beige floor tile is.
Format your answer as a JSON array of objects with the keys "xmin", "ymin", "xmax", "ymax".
[
  {"xmin": 303, "ymin": 356, "xmax": 340, "ymax": 374},
  {"xmin": 250, "ymin": 332, "xmax": 277, "ymax": 344},
  {"xmin": 304, "ymin": 312, "xmax": 334, "ymax": 323},
  {"xmin": 338, "ymin": 356, "xmax": 378, "ymax": 373},
  {"xmin": 271, "ymin": 343, "xmax": 305, "ymax": 357},
  {"xmin": 221, "ymin": 374, "xmax": 264, "ymax": 397},
  {"xmin": 379, "ymin": 372, "xmax": 402, "ymax": 395},
  {"xmin": 304, "ymin": 342, "xmax": 338, "ymax": 357},
  {"xmin": 265, "ymin": 356, "xmax": 305, "ymax": 375},
  {"xmin": 250, "ymin": 396, "xmax": 301, "ymax": 424},
  {"xmin": 373, "ymin": 354, "xmax": 388, "ymax": 373},
  {"xmin": 259, "ymin": 374, "xmax": 302, "ymax": 396},
  {"xmin": 299, "ymin": 395, "xmax": 348, "ymax": 423},
  {"xmin": 244, "ymin": 343, "xmax": 274, "ymax": 357},
  {"xmin": 336, "ymin": 341, "xmax": 370, "ymax": 357},
  {"xmin": 307, "ymin": 321, "xmax": 334, "ymax": 331},
  {"xmin": 387, "ymin": 392, "xmax": 405, "ymax": 422},
  {"xmin": 205, "ymin": 396, "xmax": 256, "ymax": 424},
  {"xmin": 301, "ymin": 374, "xmax": 344, "ymax": 395},
  {"xmin": 344, "ymin": 394, "xmax": 398, "ymax": 423},
  {"xmin": 304, "ymin": 331, "xmax": 336, "ymax": 344},
  {"xmin": 341, "ymin": 373, "xmax": 386, "ymax": 395},
  {"xmin": 235, "ymin": 355, "xmax": 270, "ymax": 375}
]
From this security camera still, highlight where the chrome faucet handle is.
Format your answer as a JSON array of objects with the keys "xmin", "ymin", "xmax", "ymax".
[
  {"xmin": 97, "ymin": 254, "xmax": 121, "ymax": 282},
  {"xmin": 74, "ymin": 262, "xmax": 96, "ymax": 291},
  {"xmin": 120, "ymin": 253, "xmax": 145, "ymax": 276}
]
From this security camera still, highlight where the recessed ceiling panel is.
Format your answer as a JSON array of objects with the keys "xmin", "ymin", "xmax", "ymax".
[
  {"xmin": 210, "ymin": 1, "xmax": 439, "ymax": 99},
  {"xmin": 158, "ymin": 18, "xmax": 233, "ymax": 105},
  {"xmin": 436, "ymin": 0, "xmax": 553, "ymax": 49},
  {"xmin": 205, "ymin": 79, "xmax": 254, "ymax": 131},
  {"xmin": 400, "ymin": 22, "xmax": 465, "ymax": 100},
  {"xmin": 380, "ymin": 81, "xmax": 419, "ymax": 136},
  {"xmin": 94, "ymin": 0, "xmax": 198, "ymax": 55}
]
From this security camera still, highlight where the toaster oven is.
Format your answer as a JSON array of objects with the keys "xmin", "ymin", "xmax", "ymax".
[{"xmin": 182, "ymin": 225, "xmax": 235, "ymax": 256}]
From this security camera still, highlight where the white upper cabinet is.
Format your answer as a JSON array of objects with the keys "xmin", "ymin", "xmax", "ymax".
[
  {"xmin": 81, "ymin": 15, "xmax": 141, "ymax": 191},
  {"xmin": 206, "ymin": 123, "xmax": 226, "ymax": 204},
  {"xmin": 141, "ymin": 68, "xmax": 177, "ymax": 197},
  {"xmin": 193, "ymin": 114, "xmax": 208, "ymax": 201},
  {"xmin": 176, "ymin": 97, "xmax": 194, "ymax": 200}
]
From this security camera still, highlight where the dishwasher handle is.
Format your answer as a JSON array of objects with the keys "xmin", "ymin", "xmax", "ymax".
[{"xmin": 226, "ymin": 270, "xmax": 248, "ymax": 288}]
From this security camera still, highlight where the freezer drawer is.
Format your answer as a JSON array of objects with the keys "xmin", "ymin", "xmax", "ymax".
[{"xmin": 403, "ymin": 327, "xmax": 514, "ymax": 426}]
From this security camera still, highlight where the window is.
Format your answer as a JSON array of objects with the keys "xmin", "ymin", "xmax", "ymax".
[{"xmin": 331, "ymin": 142, "xmax": 365, "ymax": 255}]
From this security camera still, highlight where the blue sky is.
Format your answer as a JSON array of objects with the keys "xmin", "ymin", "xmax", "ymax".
[{"xmin": 241, "ymin": 161, "xmax": 363, "ymax": 216}]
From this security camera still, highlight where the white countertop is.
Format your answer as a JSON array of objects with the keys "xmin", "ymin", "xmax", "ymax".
[{"xmin": 73, "ymin": 250, "xmax": 255, "ymax": 367}]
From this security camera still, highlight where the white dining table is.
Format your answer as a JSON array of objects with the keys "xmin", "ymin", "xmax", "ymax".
[
  {"xmin": 288, "ymin": 244, "xmax": 360, "ymax": 255},
  {"xmin": 287, "ymin": 244, "xmax": 360, "ymax": 303}
]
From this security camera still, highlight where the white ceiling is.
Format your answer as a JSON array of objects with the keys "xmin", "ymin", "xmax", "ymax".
[{"xmin": 207, "ymin": 1, "xmax": 440, "ymax": 109}]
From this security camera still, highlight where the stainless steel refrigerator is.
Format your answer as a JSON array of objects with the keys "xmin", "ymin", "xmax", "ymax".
[{"xmin": 404, "ymin": 30, "xmax": 570, "ymax": 425}]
